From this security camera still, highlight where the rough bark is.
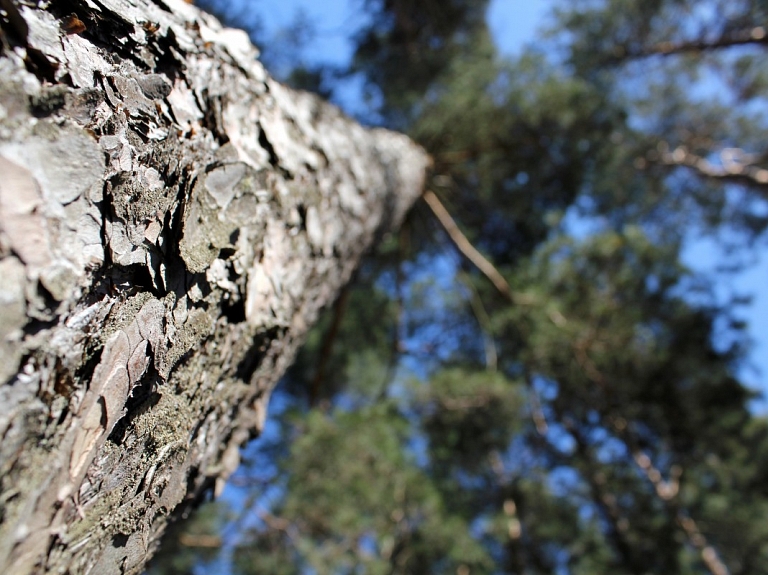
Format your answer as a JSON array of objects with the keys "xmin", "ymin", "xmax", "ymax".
[{"xmin": 0, "ymin": 1, "xmax": 429, "ymax": 573}]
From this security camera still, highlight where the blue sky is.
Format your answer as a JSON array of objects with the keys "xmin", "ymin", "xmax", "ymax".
[
  {"xmin": 253, "ymin": 0, "xmax": 554, "ymax": 58},
  {"xmin": 244, "ymin": 0, "xmax": 768, "ymax": 406}
]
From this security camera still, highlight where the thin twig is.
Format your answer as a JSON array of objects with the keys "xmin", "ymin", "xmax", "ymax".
[
  {"xmin": 423, "ymin": 190, "xmax": 513, "ymax": 300},
  {"xmin": 457, "ymin": 270, "xmax": 497, "ymax": 370},
  {"xmin": 178, "ymin": 533, "xmax": 222, "ymax": 548},
  {"xmin": 524, "ymin": 374, "xmax": 549, "ymax": 435}
]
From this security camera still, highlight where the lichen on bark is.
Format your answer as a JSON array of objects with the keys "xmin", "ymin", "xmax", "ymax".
[{"xmin": 0, "ymin": 1, "xmax": 428, "ymax": 573}]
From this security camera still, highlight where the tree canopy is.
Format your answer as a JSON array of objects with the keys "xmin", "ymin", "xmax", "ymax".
[{"xmin": 149, "ymin": 1, "xmax": 768, "ymax": 573}]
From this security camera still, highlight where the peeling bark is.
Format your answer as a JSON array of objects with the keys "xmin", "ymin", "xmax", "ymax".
[{"xmin": 0, "ymin": 1, "xmax": 429, "ymax": 573}]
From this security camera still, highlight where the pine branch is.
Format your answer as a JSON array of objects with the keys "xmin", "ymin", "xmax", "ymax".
[
  {"xmin": 622, "ymin": 26, "xmax": 768, "ymax": 59},
  {"xmin": 568, "ymin": 356, "xmax": 732, "ymax": 575},
  {"xmin": 563, "ymin": 419, "xmax": 638, "ymax": 567},
  {"xmin": 640, "ymin": 451, "xmax": 731, "ymax": 575},
  {"xmin": 647, "ymin": 145, "xmax": 768, "ymax": 190},
  {"xmin": 609, "ymin": 417, "xmax": 732, "ymax": 575},
  {"xmin": 678, "ymin": 515, "xmax": 731, "ymax": 575}
]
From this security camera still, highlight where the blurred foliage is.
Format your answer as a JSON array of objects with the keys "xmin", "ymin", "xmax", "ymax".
[{"xmin": 148, "ymin": 0, "xmax": 768, "ymax": 574}]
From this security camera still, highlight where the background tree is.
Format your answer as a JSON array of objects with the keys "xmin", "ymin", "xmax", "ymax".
[{"xmin": 150, "ymin": 0, "xmax": 768, "ymax": 573}]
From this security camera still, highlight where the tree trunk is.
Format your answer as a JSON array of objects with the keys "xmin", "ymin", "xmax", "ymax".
[{"xmin": 0, "ymin": 1, "xmax": 428, "ymax": 573}]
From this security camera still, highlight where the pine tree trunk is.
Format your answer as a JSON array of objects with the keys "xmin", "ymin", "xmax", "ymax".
[{"xmin": 0, "ymin": 1, "xmax": 428, "ymax": 572}]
